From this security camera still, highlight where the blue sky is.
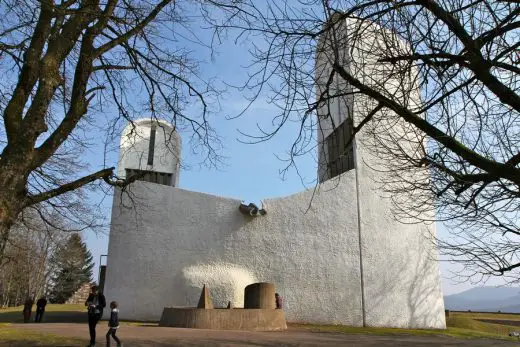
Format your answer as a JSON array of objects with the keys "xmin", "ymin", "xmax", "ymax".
[{"xmin": 78, "ymin": 3, "xmax": 509, "ymax": 297}]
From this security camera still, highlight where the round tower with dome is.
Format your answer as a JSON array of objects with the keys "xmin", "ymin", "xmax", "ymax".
[{"xmin": 117, "ymin": 118, "xmax": 181, "ymax": 187}]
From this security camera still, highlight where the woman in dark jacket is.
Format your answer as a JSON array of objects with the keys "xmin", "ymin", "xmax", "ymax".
[{"xmin": 85, "ymin": 285, "xmax": 106, "ymax": 347}]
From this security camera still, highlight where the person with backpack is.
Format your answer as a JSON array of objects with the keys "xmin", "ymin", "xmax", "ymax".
[{"xmin": 85, "ymin": 285, "xmax": 106, "ymax": 347}]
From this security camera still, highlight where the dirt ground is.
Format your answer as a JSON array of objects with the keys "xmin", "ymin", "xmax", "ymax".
[{"xmin": 14, "ymin": 323, "xmax": 518, "ymax": 346}]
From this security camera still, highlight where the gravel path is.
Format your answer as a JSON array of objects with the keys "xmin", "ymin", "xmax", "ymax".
[{"xmin": 14, "ymin": 323, "xmax": 517, "ymax": 346}]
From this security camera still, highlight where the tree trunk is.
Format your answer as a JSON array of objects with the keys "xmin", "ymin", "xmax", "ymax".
[
  {"xmin": 0, "ymin": 193, "xmax": 28, "ymax": 264},
  {"xmin": 0, "ymin": 160, "xmax": 30, "ymax": 263},
  {"xmin": 2, "ymin": 272, "xmax": 13, "ymax": 307},
  {"xmin": 0, "ymin": 219, "xmax": 15, "ymax": 265}
]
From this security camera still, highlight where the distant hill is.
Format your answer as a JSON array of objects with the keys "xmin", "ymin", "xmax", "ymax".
[{"xmin": 444, "ymin": 286, "xmax": 520, "ymax": 312}]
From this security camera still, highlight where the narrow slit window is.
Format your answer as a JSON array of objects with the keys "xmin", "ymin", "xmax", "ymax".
[{"xmin": 147, "ymin": 126, "xmax": 156, "ymax": 166}]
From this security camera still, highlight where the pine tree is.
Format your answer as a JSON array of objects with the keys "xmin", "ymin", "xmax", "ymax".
[{"xmin": 49, "ymin": 234, "xmax": 94, "ymax": 303}]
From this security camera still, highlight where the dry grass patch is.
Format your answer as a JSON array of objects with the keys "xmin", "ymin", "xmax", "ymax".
[{"xmin": 291, "ymin": 312, "xmax": 520, "ymax": 341}]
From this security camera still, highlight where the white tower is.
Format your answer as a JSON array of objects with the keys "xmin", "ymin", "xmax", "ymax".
[
  {"xmin": 314, "ymin": 16, "xmax": 445, "ymax": 328},
  {"xmin": 117, "ymin": 118, "xmax": 181, "ymax": 186}
]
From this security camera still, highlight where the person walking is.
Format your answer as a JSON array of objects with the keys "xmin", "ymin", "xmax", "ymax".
[
  {"xmin": 34, "ymin": 296, "xmax": 48, "ymax": 323},
  {"xmin": 106, "ymin": 301, "xmax": 123, "ymax": 347},
  {"xmin": 85, "ymin": 285, "xmax": 106, "ymax": 347},
  {"xmin": 22, "ymin": 296, "xmax": 34, "ymax": 323}
]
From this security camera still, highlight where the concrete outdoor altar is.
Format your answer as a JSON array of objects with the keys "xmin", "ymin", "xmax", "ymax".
[{"xmin": 159, "ymin": 283, "xmax": 287, "ymax": 331}]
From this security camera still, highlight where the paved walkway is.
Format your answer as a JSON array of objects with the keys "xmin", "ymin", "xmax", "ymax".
[{"xmin": 15, "ymin": 323, "xmax": 517, "ymax": 346}]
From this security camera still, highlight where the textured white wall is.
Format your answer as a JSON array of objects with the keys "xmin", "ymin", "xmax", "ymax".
[
  {"xmin": 347, "ymin": 18, "xmax": 443, "ymax": 328},
  {"xmin": 117, "ymin": 118, "xmax": 181, "ymax": 185},
  {"xmin": 182, "ymin": 263, "xmax": 258, "ymax": 309},
  {"xmin": 104, "ymin": 170, "xmax": 445, "ymax": 328},
  {"xmin": 105, "ymin": 172, "xmax": 364, "ymax": 325},
  {"xmin": 348, "ymin": 20, "xmax": 445, "ymax": 329}
]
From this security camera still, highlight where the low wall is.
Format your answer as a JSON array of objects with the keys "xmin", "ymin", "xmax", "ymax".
[{"xmin": 159, "ymin": 307, "xmax": 287, "ymax": 331}]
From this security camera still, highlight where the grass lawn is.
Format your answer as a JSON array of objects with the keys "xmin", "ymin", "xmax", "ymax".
[
  {"xmin": 292, "ymin": 311, "xmax": 520, "ymax": 341},
  {"xmin": 0, "ymin": 304, "xmax": 85, "ymax": 323},
  {"xmin": 1, "ymin": 305, "xmax": 520, "ymax": 345},
  {"xmin": 445, "ymin": 311, "xmax": 520, "ymax": 337},
  {"xmin": 0, "ymin": 323, "xmax": 83, "ymax": 347},
  {"xmin": 0, "ymin": 304, "xmax": 86, "ymax": 346}
]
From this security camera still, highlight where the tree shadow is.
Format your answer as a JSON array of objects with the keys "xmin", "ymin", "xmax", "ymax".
[
  {"xmin": 360, "ymin": 225, "xmax": 446, "ymax": 329},
  {"xmin": 0, "ymin": 309, "xmax": 86, "ymax": 324}
]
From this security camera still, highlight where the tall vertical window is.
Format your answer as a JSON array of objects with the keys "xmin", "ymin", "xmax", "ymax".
[
  {"xmin": 147, "ymin": 126, "xmax": 156, "ymax": 166},
  {"xmin": 326, "ymin": 119, "xmax": 355, "ymax": 178}
]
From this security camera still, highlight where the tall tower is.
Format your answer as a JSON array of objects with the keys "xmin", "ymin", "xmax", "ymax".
[
  {"xmin": 314, "ymin": 16, "xmax": 445, "ymax": 328},
  {"xmin": 117, "ymin": 118, "xmax": 181, "ymax": 186},
  {"xmin": 315, "ymin": 15, "xmax": 356, "ymax": 183}
]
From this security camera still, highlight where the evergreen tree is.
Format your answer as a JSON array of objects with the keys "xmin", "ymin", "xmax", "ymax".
[{"xmin": 50, "ymin": 234, "xmax": 94, "ymax": 303}]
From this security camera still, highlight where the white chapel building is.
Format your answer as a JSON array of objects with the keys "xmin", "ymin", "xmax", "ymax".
[{"xmin": 103, "ymin": 17, "xmax": 446, "ymax": 328}]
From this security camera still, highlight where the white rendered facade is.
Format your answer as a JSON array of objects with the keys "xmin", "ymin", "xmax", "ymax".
[{"xmin": 104, "ymin": 18, "xmax": 445, "ymax": 328}]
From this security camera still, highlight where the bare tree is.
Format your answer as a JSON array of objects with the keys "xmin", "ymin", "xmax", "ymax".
[
  {"xmin": 0, "ymin": 210, "xmax": 67, "ymax": 307},
  {"xmin": 207, "ymin": 1, "xmax": 520, "ymax": 281},
  {"xmin": 0, "ymin": 0, "xmax": 232, "ymax": 261},
  {"xmin": 2, "ymin": 0, "xmax": 518, "ymax": 283}
]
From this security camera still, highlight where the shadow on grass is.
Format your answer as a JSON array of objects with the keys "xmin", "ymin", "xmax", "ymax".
[
  {"xmin": 0, "ymin": 308, "xmax": 86, "ymax": 324},
  {"xmin": 0, "ymin": 304, "xmax": 161, "ymax": 326}
]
